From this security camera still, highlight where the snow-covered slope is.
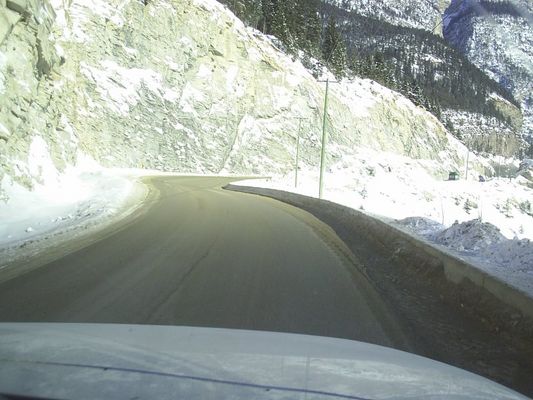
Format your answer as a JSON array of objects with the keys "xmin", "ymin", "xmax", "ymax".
[
  {"xmin": 443, "ymin": 0, "xmax": 533, "ymax": 140},
  {"xmin": 0, "ymin": 0, "xmax": 481, "ymax": 200}
]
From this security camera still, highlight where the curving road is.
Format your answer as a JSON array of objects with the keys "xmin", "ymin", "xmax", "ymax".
[{"xmin": 0, "ymin": 176, "xmax": 407, "ymax": 347}]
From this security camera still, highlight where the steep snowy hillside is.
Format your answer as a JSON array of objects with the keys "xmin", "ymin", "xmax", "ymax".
[
  {"xmin": 0, "ymin": 0, "xmax": 478, "ymax": 200},
  {"xmin": 327, "ymin": 0, "xmax": 449, "ymax": 34},
  {"xmin": 444, "ymin": 0, "xmax": 533, "ymax": 143}
]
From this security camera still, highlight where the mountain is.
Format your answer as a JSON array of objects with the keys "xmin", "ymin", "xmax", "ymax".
[
  {"xmin": 443, "ymin": 0, "xmax": 533, "ymax": 144},
  {"xmin": 322, "ymin": 2, "xmax": 526, "ymax": 157},
  {"xmin": 327, "ymin": 0, "xmax": 449, "ymax": 34},
  {"xmin": 0, "ymin": 0, "xmax": 480, "ymax": 199},
  {"xmin": 327, "ymin": 0, "xmax": 533, "ymax": 153}
]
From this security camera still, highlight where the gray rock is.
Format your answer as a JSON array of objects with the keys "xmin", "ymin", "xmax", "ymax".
[
  {"xmin": 0, "ymin": 6, "xmax": 21, "ymax": 45},
  {"xmin": 6, "ymin": 0, "xmax": 27, "ymax": 14}
]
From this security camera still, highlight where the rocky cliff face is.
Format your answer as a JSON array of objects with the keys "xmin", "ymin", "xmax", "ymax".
[
  {"xmin": 0, "ymin": 0, "xmax": 480, "ymax": 198},
  {"xmin": 0, "ymin": 0, "xmax": 62, "ymax": 192},
  {"xmin": 442, "ymin": 93, "xmax": 525, "ymax": 157}
]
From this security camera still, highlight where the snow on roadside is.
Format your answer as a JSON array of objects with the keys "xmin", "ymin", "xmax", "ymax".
[
  {"xmin": 233, "ymin": 147, "xmax": 533, "ymax": 297},
  {"xmin": 236, "ymin": 148, "xmax": 533, "ymax": 239},
  {"xmin": 429, "ymin": 219, "xmax": 506, "ymax": 252},
  {"xmin": 396, "ymin": 217, "xmax": 445, "ymax": 236},
  {"xmin": 396, "ymin": 218, "xmax": 533, "ymax": 296},
  {"xmin": 0, "ymin": 155, "xmax": 145, "ymax": 268},
  {"xmin": 0, "ymin": 171, "xmax": 130, "ymax": 248}
]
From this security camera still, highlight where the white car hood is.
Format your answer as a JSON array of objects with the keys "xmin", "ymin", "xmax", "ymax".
[{"xmin": 0, "ymin": 323, "xmax": 528, "ymax": 400}]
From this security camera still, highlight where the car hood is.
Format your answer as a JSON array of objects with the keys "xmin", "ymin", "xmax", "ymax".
[{"xmin": 0, "ymin": 323, "xmax": 527, "ymax": 400}]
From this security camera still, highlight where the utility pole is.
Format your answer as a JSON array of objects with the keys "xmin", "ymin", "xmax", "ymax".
[
  {"xmin": 294, "ymin": 118, "xmax": 304, "ymax": 188},
  {"xmin": 317, "ymin": 23, "xmax": 342, "ymax": 199},
  {"xmin": 465, "ymin": 149, "xmax": 470, "ymax": 181},
  {"xmin": 318, "ymin": 78, "xmax": 332, "ymax": 199},
  {"xmin": 498, "ymin": 138, "xmax": 504, "ymax": 179}
]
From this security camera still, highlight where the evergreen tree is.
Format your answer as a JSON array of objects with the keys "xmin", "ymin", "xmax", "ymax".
[
  {"xmin": 242, "ymin": 0, "xmax": 263, "ymax": 29},
  {"xmin": 261, "ymin": 0, "xmax": 276, "ymax": 34},
  {"xmin": 304, "ymin": 5, "xmax": 321, "ymax": 56},
  {"xmin": 322, "ymin": 16, "xmax": 338, "ymax": 62},
  {"xmin": 270, "ymin": 2, "xmax": 292, "ymax": 49},
  {"xmin": 322, "ymin": 16, "xmax": 347, "ymax": 77}
]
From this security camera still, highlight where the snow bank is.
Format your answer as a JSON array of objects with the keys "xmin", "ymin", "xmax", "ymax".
[
  {"xmin": 430, "ymin": 219, "xmax": 506, "ymax": 252},
  {"xmin": 396, "ymin": 217, "xmax": 533, "ymax": 297},
  {"xmin": 396, "ymin": 217, "xmax": 533, "ymax": 273},
  {"xmin": 0, "ymin": 172, "xmax": 130, "ymax": 248},
  {"xmin": 396, "ymin": 217, "xmax": 445, "ymax": 236},
  {"xmin": 0, "ymin": 160, "xmax": 146, "ymax": 268},
  {"xmin": 482, "ymin": 239, "xmax": 533, "ymax": 272}
]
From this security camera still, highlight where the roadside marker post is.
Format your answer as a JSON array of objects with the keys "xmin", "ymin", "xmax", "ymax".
[{"xmin": 319, "ymin": 78, "xmax": 329, "ymax": 198}]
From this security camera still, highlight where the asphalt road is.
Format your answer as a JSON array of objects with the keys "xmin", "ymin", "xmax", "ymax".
[{"xmin": 0, "ymin": 176, "xmax": 407, "ymax": 347}]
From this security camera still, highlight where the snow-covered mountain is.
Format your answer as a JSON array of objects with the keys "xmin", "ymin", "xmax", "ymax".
[
  {"xmin": 327, "ymin": 0, "xmax": 532, "ymax": 146},
  {"xmin": 327, "ymin": 0, "xmax": 449, "ymax": 34},
  {"xmin": 443, "ymin": 0, "xmax": 533, "ymax": 141}
]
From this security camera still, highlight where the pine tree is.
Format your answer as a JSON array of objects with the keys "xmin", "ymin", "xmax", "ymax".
[
  {"xmin": 331, "ymin": 39, "xmax": 347, "ymax": 77},
  {"xmin": 243, "ymin": 0, "xmax": 263, "ymax": 30},
  {"xmin": 261, "ymin": 0, "xmax": 276, "ymax": 34},
  {"xmin": 322, "ymin": 16, "xmax": 347, "ymax": 77},
  {"xmin": 322, "ymin": 16, "xmax": 337, "ymax": 62},
  {"xmin": 271, "ymin": 2, "xmax": 294, "ymax": 51},
  {"xmin": 304, "ymin": 5, "xmax": 321, "ymax": 56}
]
